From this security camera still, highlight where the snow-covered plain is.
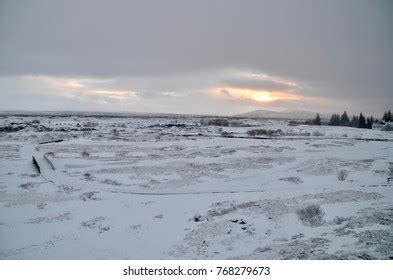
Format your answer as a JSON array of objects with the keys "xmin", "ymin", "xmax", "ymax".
[{"xmin": 0, "ymin": 114, "xmax": 392, "ymax": 259}]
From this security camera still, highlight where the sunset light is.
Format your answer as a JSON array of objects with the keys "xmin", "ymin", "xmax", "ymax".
[{"xmin": 215, "ymin": 87, "xmax": 301, "ymax": 103}]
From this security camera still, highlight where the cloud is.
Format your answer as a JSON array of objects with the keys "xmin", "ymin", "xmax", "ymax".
[
  {"xmin": 0, "ymin": 0, "xmax": 392, "ymax": 114},
  {"xmin": 1, "ymin": 63, "xmax": 391, "ymax": 116},
  {"xmin": 218, "ymin": 72, "xmax": 303, "ymax": 93},
  {"xmin": 1, "ymin": 1, "xmax": 391, "ymax": 79},
  {"xmin": 0, "ymin": 75, "xmax": 142, "ymax": 111},
  {"xmin": 33, "ymin": 76, "xmax": 138, "ymax": 101}
]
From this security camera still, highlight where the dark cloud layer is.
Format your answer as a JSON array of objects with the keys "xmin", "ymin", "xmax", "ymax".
[{"xmin": 0, "ymin": 0, "xmax": 392, "ymax": 114}]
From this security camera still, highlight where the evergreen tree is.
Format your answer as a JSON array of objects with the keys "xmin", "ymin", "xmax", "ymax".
[
  {"xmin": 366, "ymin": 117, "xmax": 373, "ymax": 129},
  {"xmin": 329, "ymin": 113, "xmax": 340, "ymax": 126},
  {"xmin": 313, "ymin": 113, "xmax": 321, "ymax": 125},
  {"xmin": 350, "ymin": 115, "xmax": 359, "ymax": 127},
  {"xmin": 340, "ymin": 111, "xmax": 350, "ymax": 126},
  {"xmin": 358, "ymin": 113, "xmax": 366, "ymax": 128},
  {"xmin": 383, "ymin": 110, "xmax": 392, "ymax": 122}
]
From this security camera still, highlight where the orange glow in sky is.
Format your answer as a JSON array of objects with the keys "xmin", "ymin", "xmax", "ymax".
[{"xmin": 215, "ymin": 87, "xmax": 301, "ymax": 103}]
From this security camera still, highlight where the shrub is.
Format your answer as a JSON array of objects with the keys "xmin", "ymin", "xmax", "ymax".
[
  {"xmin": 206, "ymin": 118, "xmax": 229, "ymax": 126},
  {"xmin": 83, "ymin": 121, "xmax": 98, "ymax": 128},
  {"xmin": 220, "ymin": 131, "xmax": 232, "ymax": 137},
  {"xmin": 337, "ymin": 170, "xmax": 348, "ymax": 181},
  {"xmin": 81, "ymin": 151, "xmax": 90, "ymax": 157},
  {"xmin": 193, "ymin": 214, "xmax": 207, "ymax": 222},
  {"xmin": 247, "ymin": 129, "xmax": 257, "ymax": 136},
  {"xmin": 382, "ymin": 123, "xmax": 393, "ymax": 131},
  {"xmin": 296, "ymin": 204, "xmax": 325, "ymax": 226},
  {"xmin": 388, "ymin": 163, "xmax": 393, "ymax": 177},
  {"xmin": 288, "ymin": 120, "xmax": 301, "ymax": 126},
  {"xmin": 279, "ymin": 176, "xmax": 303, "ymax": 184},
  {"xmin": 201, "ymin": 118, "xmax": 249, "ymax": 127},
  {"xmin": 246, "ymin": 129, "xmax": 283, "ymax": 137},
  {"xmin": 80, "ymin": 191, "xmax": 99, "ymax": 201},
  {"xmin": 312, "ymin": 131, "xmax": 325, "ymax": 137},
  {"xmin": 83, "ymin": 173, "xmax": 92, "ymax": 180},
  {"xmin": 19, "ymin": 183, "xmax": 36, "ymax": 189}
]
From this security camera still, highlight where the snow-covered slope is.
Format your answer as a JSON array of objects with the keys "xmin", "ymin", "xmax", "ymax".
[
  {"xmin": 0, "ymin": 114, "xmax": 392, "ymax": 259},
  {"xmin": 234, "ymin": 109, "xmax": 328, "ymax": 120}
]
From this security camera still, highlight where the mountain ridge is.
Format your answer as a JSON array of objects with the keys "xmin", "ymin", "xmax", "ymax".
[{"xmin": 234, "ymin": 109, "xmax": 329, "ymax": 120}]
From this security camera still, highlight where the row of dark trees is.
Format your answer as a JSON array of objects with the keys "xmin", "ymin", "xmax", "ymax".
[
  {"xmin": 383, "ymin": 110, "xmax": 392, "ymax": 122},
  {"xmin": 328, "ymin": 111, "xmax": 374, "ymax": 128},
  {"xmin": 309, "ymin": 110, "xmax": 392, "ymax": 129}
]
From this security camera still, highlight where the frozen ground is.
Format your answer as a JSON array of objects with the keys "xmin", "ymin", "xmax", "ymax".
[{"xmin": 0, "ymin": 114, "xmax": 392, "ymax": 259}]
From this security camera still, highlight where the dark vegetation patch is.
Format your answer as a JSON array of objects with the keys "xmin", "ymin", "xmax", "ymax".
[{"xmin": 296, "ymin": 205, "xmax": 325, "ymax": 227}]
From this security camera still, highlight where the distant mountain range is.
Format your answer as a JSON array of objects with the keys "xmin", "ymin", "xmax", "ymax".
[
  {"xmin": 234, "ymin": 109, "xmax": 329, "ymax": 120},
  {"xmin": 0, "ymin": 109, "xmax": 330, "ymax": 120}
]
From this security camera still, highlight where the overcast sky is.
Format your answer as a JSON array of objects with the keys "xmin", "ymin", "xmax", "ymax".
[{"xmin": 0, "ymin": 0, "xmax": 392, "ymax": 116}]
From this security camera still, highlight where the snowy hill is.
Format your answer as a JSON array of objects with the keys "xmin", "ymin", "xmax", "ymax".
[{"xmin": 234, "ymin": 109, "xmax": 328, "ymax": 120}]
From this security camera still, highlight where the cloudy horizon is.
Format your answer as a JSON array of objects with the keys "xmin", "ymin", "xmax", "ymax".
[{"xmin": 0, "ymin": 0, "xmax": 392, "ymax": 116}]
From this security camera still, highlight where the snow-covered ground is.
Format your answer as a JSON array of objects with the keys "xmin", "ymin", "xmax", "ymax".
[{"xmin": 0, "ymin": 114, "xmax": 392, "ymax": 259}]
